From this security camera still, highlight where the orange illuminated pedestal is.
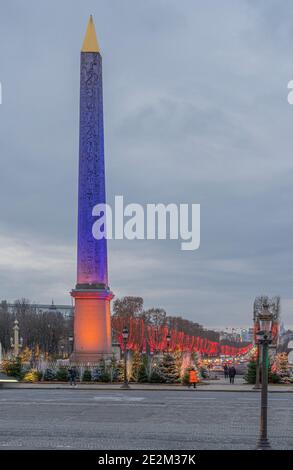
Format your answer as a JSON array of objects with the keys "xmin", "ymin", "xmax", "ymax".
[{"xmin": 70, "ymin": 288, "xmax": 114, "ymax": 363}]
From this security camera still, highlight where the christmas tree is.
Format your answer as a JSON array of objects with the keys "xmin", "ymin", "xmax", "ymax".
[
  {"xmin": 116, "ymin": 359, "xmax": 126, "ymax": 383},
  {"xmin": 244, "ymin": 359, "xmax": 281, "ymax": 384},
  {"xmin": 150, "ymin": 368, "xmax": 165, "ymax": 383},
  {"xmin": 244, "ymin": 360, "xmax": 257, "ymax": 384},
  {"xmin": 82, "ymin": 369, "xmax": 92, "ymax": 381},
  {"xmin": 128, "ymin": 352, "xmax": 149, "ymax": 382},
  {"xmin": 109, "ymin": 353, "xmax": 118, "ymax": 382},
  {"xmin": 130, "ymin": 351, "xmax": 142, "ymax": 382},
  {"xmin": 272, "ymin": 353, "xmax": 290, "ymax": 378},
  {"xmin": 156, "ymin": 353, "xmax": 180, "ymax": 383},
  {"xmin": 98, "ymin": 359, "xmax": 111, "ymax": 382},
  {"xmin": 137, "ymin": 354, "xmax": 149, "ymax": 383},
  {"xmin": 2, "ymin": 356, "xmax": 23, "ymax": 379}
]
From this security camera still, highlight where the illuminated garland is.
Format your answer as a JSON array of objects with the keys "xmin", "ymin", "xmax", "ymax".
[{"xmin": 112, "ymin": 317, "xmax": 252, "ymax": 357}]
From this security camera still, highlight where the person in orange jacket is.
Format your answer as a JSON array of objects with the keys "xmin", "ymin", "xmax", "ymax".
[{"xmin": 189, "ymin": 368, "xmax": 199, "ymax": 389}]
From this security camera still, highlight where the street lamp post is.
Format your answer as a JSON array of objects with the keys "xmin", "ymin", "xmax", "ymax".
[
  {"xmin": 149, "ymin": 350, "xmax": 154, "ymax": 380},
  {"xmin": 253, "ymin": 315, "xmax": 261, "ymax": 390},
  {"xmin": 68, "ymin": 336, "xmax": 74, "ymax": 355},
  {"xmin": 31, "ymin": 346, "xmax": 36, "ymax": 368},
  {"xmin": 121, "ymin": 327, "xmax": 130, "ymax": 389},
  {"xmin": 256, "ymin": 303, "xmax": 273, "ymax": 450},
  {"xmin": 166, "ymin": 333, "xmax": 171, "ymax": 353},
  {"xmin": 254, "ymin": 342, "xmax": 261, "ymax": 390}
]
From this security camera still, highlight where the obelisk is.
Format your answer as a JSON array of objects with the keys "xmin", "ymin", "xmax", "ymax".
[{"xmin": 71, "ymin": 16, "xmax": 113, "ymax": 363}]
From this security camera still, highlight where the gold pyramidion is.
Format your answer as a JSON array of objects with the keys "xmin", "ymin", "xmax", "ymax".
[{"xmin": 81, "ymin": 15, "xmax": 100, "ymax": 53}]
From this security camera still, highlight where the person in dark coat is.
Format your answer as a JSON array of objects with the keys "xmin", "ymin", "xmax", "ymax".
[
  {"xmin": 68, "ymin": 367, "xmax": 77, "ymax": 386},
  {"xmin": 223, "ymin": 364, "xmax": 229, "ymax": 379},
  {"xmin": 228, "ymin": 365, "xmax": 236, "ymax": 384}
]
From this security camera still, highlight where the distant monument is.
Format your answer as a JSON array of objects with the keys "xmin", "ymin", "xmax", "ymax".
[{"xmin": 70, "ymin": 16, "xmax": 113, "ymax": 363}]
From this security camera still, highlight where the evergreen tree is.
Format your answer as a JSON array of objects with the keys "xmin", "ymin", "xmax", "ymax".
[
  {"xmin": 130, "ymin": 351, "xmax": 142, "ymax": 382},
  {"xmin": 44, "ymin": 368, "xmax": 56, "ymax": 381},
  {"xmin": 156, "ymin": 353, "xmax": 180, "ymax": 383},
  {"xmin": 56, "ymin": 367, "xmax": 68, "ymax": 381},
  {"xmin": 19, "ymin": 347, "xmax": 32, "ymax": 362},
  {"xmin": 137, "ymin": 354, "xmax": 149, "ymax": 382},
  {"xmin": 98, "ymin": 359, "xmax": 111, "ymax": 382},
  {"xmin": 174, "ymin": 351, "xmax": 183, "ymax": 378},
  {"xmin": 268, "ymin": 364, "xmax": 281, "ymax": 384},
  {"xmin": 116, "ymin": 360, "xmax": 125, "ymax": 383},
  {"xmin": 244, "ymin": 359, "xmax": 281, "ymax": 384},
  {"xmin": 272, "ymin": 353, "xmax": 290, "ymax": 378},
  {"xmin": 82, "ymin": 369, "xmax": 92, "ymax": 381},
  {"xmin": 2, "ymin": 356, "xmax": 23, "ymax": 379},
  {"xmin": 244, "ymin": 360, "xmax": 256, "ymax": 384},
  {"xmin": 149, "ymin": 369, "xmax": 165, "ymax": 383},
  {"xmin": 109, "ymin": 353, "xmax": 118, "ymax": 382}
]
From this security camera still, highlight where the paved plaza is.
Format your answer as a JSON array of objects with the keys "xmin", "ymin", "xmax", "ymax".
[{"xmin": 0, "ymin": 388, "xmax": 292, "ymax": 450}]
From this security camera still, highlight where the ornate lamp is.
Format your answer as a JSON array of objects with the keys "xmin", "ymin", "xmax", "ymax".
[
  {"xmin": 121, "ymin": 327, "xmax": 130, "ymax": 389},
  {"xmin": 256, "ymin": 302, "xmax": 273, "ymax": 450},
  {"xmin": 122, "ymin": 327, "xmax": 129, "ymax": 341},
  {"xmin": 166, "ymin": 333, "xmax": 171, "ymax": 352}
]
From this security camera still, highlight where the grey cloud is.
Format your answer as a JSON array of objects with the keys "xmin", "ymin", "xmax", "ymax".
[{"xmin": 0, "ymin": 0, "xmax": 292, "ymax": 328}]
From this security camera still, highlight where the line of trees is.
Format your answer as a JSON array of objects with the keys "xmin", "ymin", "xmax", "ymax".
[
  {"xmin": 0, "ymin": 296, "xmax": 247, "ymax": 356},
  {"xmin": 113, "ymin": 296, "xmax": 220, "ymax": 343},
  {"xmin": 0, "ymin": 299, "xmax": 72, "ymax": 355}
]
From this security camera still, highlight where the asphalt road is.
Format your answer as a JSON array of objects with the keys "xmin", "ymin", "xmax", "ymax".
[{"xmin": 0, "ymin": 389, "xmax": 292, "ymax": 450}]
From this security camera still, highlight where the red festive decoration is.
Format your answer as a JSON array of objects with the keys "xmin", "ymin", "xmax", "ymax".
[{"xmin": 112, "ymin": 317, "xmax": 252, "ymax": 357}]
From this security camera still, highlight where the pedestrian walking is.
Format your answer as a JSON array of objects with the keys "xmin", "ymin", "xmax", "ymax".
[
  {"xmin": 228, "ymin": 365, "xmax": 236, "ymax": 384},
  {"xmin": 223, "ymin": 364, "xmax": 229, "ymax": 379},
  {"xmin": 68, "ymin": 367, "xmax": 77, "ymax": 386},
  {"xmin": 188, "ymin": 368, "xmax": 199, "ymax": 389}
]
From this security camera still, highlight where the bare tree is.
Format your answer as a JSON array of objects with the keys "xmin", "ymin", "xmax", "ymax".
[
  {"xmin": 0, "ymin": 299, "xmax": 72, "ymax": 356},
  {"xmin": 141, "ymin": 308, "xmax": 167, "ymax": 327},
  {"xmin": 113, "ymin": 296, "xmax": 144, "ymax": 318}
]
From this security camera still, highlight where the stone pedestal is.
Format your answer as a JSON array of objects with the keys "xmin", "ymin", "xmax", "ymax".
[{"xmin": 70, "ymin": 288, "xmax": 114, "ymax": 363}]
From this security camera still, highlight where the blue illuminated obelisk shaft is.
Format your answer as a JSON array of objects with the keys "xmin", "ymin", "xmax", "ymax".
[
  {"xmin": 77, "ymin": 37, "xmax": 107, "ymax": 287},
  {"xmin": 71, "ymin": 16, "xmax": 113, "ymax": 363}
]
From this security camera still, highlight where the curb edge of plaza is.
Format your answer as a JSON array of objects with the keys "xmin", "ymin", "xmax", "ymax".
[{"xmin": 1, "ymin": 384, "xmax": 292, "ymax": 392}]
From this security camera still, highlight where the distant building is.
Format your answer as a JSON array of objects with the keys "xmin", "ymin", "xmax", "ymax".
[
  {"xmin": 239, "ymin": 328, "xmax": 254, "ymax": 342},
  {"xmin": 0, "ymin": 300, "xmax": 73, "ymax": 319},
  {"xmin": 218, "ymin": 327, "xmax": 253, "ymax": 343}
]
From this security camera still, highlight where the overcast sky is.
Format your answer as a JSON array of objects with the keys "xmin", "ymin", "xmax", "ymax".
[{"xmin": 1, "ymin": 0, "xmax": 293, "ymax": 329}]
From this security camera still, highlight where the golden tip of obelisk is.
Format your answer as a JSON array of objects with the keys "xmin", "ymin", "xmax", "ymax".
[{"xmin": 81, "ymin": 15, "xmax": 100, "ymax": 53}]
